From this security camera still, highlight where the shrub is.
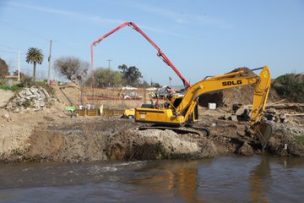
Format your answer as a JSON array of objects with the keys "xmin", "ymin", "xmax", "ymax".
[
  {"xmin": 272, "ymin": 74, "xmax": 304, "ymax": 102},
  {"xmin": 0, "ymin": 84, "xmax": 21, "ymax": 91}
]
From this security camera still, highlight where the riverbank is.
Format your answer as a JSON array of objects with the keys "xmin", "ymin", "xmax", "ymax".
[
  {"xmin": 1, "ymin": 85, "xmax": 304, "ymax": 163},
  {"xmin": 1, "ymin": 109, "xmax": 303, "ymax": 163}
]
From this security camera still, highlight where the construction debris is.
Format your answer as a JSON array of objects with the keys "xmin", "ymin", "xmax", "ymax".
[
  {"xmin": 219, "ymin": 102, "xmax": 304, "ymax": 124},
  {"xmin": 6, "ymin": 87, "xmax": 53, "ymax": 112}
]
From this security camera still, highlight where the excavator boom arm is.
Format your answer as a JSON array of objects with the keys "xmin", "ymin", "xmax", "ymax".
[
  {"xmin": 135, "ymin": 66, "xmax": 271, "ymax": 127},
  {"xmin": 250, "ymin": 67, "xmax": 271, "ymax": 123},
  {"xmin": 90, "ymin": 21, "xmax": 190, "ymax": 87},
  {"xmin": 176, "ymin": 66, "xmax": 271, "ymax": 124}
]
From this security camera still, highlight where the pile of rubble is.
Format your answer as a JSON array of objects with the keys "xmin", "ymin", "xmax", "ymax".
[
  {"xmin": 264, "ymin": 108, "xmax": 287, "ymax": 123},
  {"xmin": 219, "ymin": 103, "xmax": 300, "ymax": 124},
  {"xmin": 219, "ymin": 104, "xmax": 251, "ymax": 122},
  {"xmin": 6, "ymin": 87, "xmax": 53, "ymax": 112}
]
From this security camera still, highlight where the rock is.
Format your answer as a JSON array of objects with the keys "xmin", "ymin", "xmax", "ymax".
[
  {"xmin": 238, "ymin": 142, "xmax": 254, "ymax": 156},
  {"xmin": 13, "ymin": 108, "xmax": 20, "ymax": 113},
  {"xmin": 232, "ymin": 103, "xmax": 242, "ymax": 113},
  {"xmin": 231, "ymin": 115, "xmax": 238, "ymax": 121},
  {"xmin": 279, "ymin": 113, "xmax": 287, "ymax": 123},
  {"xmin": 2, "ymin": 113, "xmax": 12, "ymax": 122},
  {"xmin": 236, "ymin": 125, "xmax": 246, "ymax": 137},
  {"xmin": 40, "ymin": 87, "xmax": 50, "ymax": 98},
  {"xmin": 235, "ymin": 105, "xmax": 246, "ymax": 116},
  {"xmin": 24, "ymin": 88, "xmax": 32, "ymax": 96},
  {"xmin": 235, "ymin": 105, "xmax": 250, "ymax": 121},
  {"xmin": 218, "ymin": 114, "xmax": 231, "ymax": 120}
]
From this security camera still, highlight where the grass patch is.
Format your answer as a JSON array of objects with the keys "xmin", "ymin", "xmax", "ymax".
[
  {"xmin": 0, "ymin": 84, "xmax": 22, "ymax": 91},
  {"xmin": 17, "ymin": 79, "xmax": 55, "ymax": 96},
  {"xmin": 294, "ymin": 135, "xmax": 304, "ymax": 145}
]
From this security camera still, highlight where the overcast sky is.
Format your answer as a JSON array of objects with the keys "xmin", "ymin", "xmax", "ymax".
[{"xmin": 0, "ymin": 0, "xmax": 303, "ymax": 85}]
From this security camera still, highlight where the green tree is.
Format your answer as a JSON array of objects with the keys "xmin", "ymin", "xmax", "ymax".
[
  {"xmin": 0, "ymin": 58, "xmax": 9, "ymax": 78},
  {"xmin": 140, "ymin": 80, "xmax": 150, "ymax": 88},
  {"xmin": 118, "ymin": 64, "xmax": 143, "ymax": 87},
  {"xmin": 151, "ymin": 82, "xmax": 161, "ymax": 88},
  {"xmin": 94, "ymin": 68, "xmax": 122, "ymax": 87},
  {"xmin": 26, "ymin": 47, "xmax": 44, "ymax": 81}
]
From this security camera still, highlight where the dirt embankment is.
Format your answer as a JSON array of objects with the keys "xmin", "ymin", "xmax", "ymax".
[
  {"xmin": 1, "ymin": 114, "xmax": 303, "ymax": 163},
  {"xmin": 13, "ymin": 119, "xmax": 216, "ymax": 162},
  {"xmin": 1, "ymin": 84, "xmax": 303, "ymax": 163}
]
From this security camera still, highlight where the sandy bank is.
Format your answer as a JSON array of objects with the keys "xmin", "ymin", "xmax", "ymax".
[{"xmin": 1, "ymin": 115, "xmax": 303, "ymax": 163}]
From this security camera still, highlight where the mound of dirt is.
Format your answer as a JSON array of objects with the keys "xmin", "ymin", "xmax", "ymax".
[
  {"xmin": 0, "ymin": 90, "xmax": 14, "ymax": 108},
  {"xmin": 198, "ymin": 69, "xmax": 298, "ymax": 108},
  {"xmin": 23, "ymin": 119, "xmax": 133, "ymax": 162},
  {"xmin": 267, "ymin": 123, "xmax": 304, "ymax": 156},
  {"xmin": 107, "ymin": 129, "xmax": 217, "ymax": 160},
  {"xmin": 20, "ymin": 119, "xmax": 217, "ymax": 162},
  {"xmin": 223, "ymin": 85, "xmax": 255, "ymax": 106}
]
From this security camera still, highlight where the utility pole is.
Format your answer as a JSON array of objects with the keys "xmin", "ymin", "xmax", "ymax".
[
  {"xmin": 47, "ymin": 40, "xmax": 52, "ymax": 84},
  {"xmin": 107, "ymin": 59, "xmax": 112, "ymax": 69},
  {"xmin": 17, "ymin": 50, "xmax": 20, "ymax": 81}
]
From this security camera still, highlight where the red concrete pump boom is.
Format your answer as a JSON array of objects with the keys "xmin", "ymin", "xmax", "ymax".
[{"xmin": 90, "ymin": 21, "xmax": 190, "ymax": 88}]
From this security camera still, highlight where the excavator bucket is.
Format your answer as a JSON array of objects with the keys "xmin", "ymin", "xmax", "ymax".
[{"xmin": 254, "ymin": 122, "xmax": 273, "ymax": 150}]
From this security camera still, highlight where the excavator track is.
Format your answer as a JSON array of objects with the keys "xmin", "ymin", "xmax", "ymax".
[{"xmin": 138, "ymin": 125, "xmax": 210, "ymax": 137}]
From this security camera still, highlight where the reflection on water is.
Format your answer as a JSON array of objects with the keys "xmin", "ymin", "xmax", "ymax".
[
  {"xmin": 128, "ymin": 161, "xmax": 209, "ymax": 202},
  {"xmin": 0, "ymin": 156, "xmax": 303, "ymax": 203},
  {"xmin": 250, "ymin": 156, "xmax": 271, "ymax": 203}
]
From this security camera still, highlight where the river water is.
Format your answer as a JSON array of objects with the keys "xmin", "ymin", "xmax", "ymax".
[{"xmin": 0, "ymin": 156, "xmax": 303, "ymax": 203}]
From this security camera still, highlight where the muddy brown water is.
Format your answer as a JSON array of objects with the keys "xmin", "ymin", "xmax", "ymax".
[{"xmin": 0, "ymin": 156, "xmax": 303, "ymax": 203}]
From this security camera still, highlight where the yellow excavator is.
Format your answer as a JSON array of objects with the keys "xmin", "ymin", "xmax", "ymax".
[{"xmin": 135, "ymin": 66, "xmax": 272, "ymax": 144}]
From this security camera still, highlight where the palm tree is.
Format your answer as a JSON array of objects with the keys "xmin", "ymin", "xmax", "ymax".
[{"xmin": 26, "ymin": 47, "xmax": 44, "ymax": 81}]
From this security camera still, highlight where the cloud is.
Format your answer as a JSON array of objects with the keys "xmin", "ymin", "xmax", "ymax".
[
  {"xmin": 7, "ymin": 2, "xmax": 186, "ymax": 38},
  {"xmin": 7, "ymin": 2, "xmax": 123, "ymax": 24},
  {"xmin": 140, "ymin": 24, "xmax": 187, "ymax": 38},
  {"xmin": 132, "ymin": 3, "xmax": 232, "ymax": 29}
]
